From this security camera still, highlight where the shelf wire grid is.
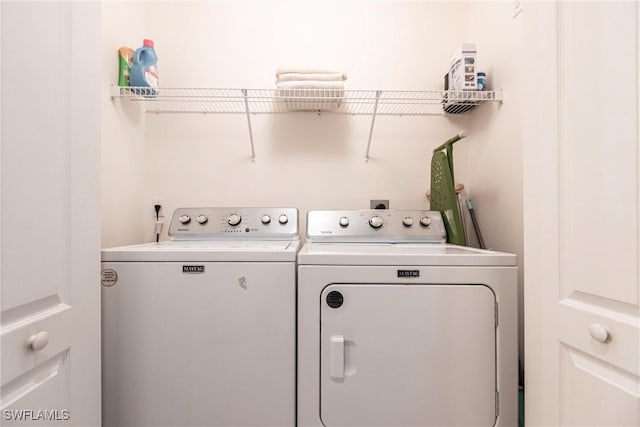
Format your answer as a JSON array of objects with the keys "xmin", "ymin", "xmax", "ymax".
[{"xmin": 114, "ymin": 87, "xmax": 501, "ymax": 116}]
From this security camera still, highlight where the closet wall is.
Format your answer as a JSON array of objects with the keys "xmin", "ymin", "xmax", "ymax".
[
  {"xmin": 102, "ymin": 2, "xmax": 147, "ymax": 247},
  {"xmin": 458, "ymin": 1, "xmax": 525, "ymax": 371},
  {"xmin": 101, "ymin": 0, "xmax": 525, "ymax": 370},
  {"xmin": 101, "ymin": 1, "xmax": 524, "ymax": 289},
  {"xmin": 102, "ymin": 1, "xmax": 475, "ymax": 244}
]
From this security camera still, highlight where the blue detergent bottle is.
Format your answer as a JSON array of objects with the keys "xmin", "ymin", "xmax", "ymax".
[{"xmin": 130, "ymin": 39, "xmax": 158, "ymax": 96}]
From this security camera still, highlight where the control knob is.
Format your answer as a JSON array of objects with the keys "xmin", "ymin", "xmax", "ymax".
[
  {"xmin": 402, "ymin": 217, "xmax": 414, "ymax": 227},
  {"xmin": 339, "ymin": 216, "xmax": 349, "ymax": 227},
  {"xmin": 179, "ymin": 215, "xmax": 191, "ymax": 225},
  {"xmin": 261, "ymin": 215, "xmax": 271, "ymax": 224},
  {"xmin": 278, "ymin": 214, "xmax": 288, "ymax": 224},
  {"xmin": 369, "ymin": 216, "xmax": 383, "ymax": 229},
  {"xmin": 196, "ymin": 215, "xmax": 208, "ymax": 224},
  {"xmin": 420, "ymin": 216, "xmax": 432, "ymax": 227},
  {"xmin": 227, "ymin": 214, "xmax": 242, "ymax": 226}
]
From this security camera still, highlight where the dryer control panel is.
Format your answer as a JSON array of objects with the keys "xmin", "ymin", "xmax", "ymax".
[
  {"xmin": 169, "ymin": 207, "xmax": 298, "ymax": 240},
  {"xmin": 307, "ymin": 210, "xmax": 446, "ymax": 242}
]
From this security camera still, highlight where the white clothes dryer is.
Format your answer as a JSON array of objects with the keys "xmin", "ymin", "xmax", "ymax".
[
  {"xmin": 101, "ymin": 207, "xmax": 299, "ymax": 427},
  {"xmin": 297, "ymin": 209, "xmax": 517, "ymax": 427}
]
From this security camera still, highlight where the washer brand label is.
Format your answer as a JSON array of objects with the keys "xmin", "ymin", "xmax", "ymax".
[
  {"xmin": 183, "ymin": 265, "xmax": 205, "ymax": 273},
  {"xmin": 101, "ymin": 269, "xmax": 118, "ymax": 287},
  {"xmin": 397, "ymin": 269, "xmax": 420, "ymax": 278}
]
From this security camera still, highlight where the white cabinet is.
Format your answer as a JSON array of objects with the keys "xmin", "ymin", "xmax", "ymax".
[
  {"xmin": 0, "ymin": 3, "xmax": 101, "ymax": 425},
  {"xmin": 524, "ymin": 2, "xmax": 640, "ymax": 425}
]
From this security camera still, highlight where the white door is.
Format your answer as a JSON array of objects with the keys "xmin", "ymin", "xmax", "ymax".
[
  {"xmin": 524, "ymin": 2, "xmax": 640, "ymax": 425},
  {"xmin": 320, "ymin": 284, "xmax": 496, "ymax": 426},
  {"xmin": 1, "ymin": 2, "xmax": 101, "ymax": 426}
]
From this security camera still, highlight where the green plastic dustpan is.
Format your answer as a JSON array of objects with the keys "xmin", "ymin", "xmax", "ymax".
[{"xmin": 430, "ymin": 132, "xmax": 466, "ymax": 245}]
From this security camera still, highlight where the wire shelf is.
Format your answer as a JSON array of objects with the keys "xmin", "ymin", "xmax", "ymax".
[
  {"xmin": 112, "ymin": 86, "xmax": 502, "ymax": 116},
  {"xmin": 111, "ymin": 86, "xmax": 503, "ymax": 161}
]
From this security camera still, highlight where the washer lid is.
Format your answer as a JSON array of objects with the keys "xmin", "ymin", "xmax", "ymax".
[
  {"xmin": 102, "ymin": 240, "xmax": 300, "ymax": 262},
  {"xmin": 297, "ymin": 242, "xmax": 516, "ymax": 266}
]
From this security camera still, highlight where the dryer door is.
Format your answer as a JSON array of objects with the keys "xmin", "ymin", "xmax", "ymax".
[{"xmin": 320, "ymin": 284, "xmax": 497, "ymax": 427}]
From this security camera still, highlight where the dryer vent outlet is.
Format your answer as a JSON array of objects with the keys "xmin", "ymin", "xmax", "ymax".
[{"xmin": 370, "ymin": 199, "xmax": 390, "ymax": 210}]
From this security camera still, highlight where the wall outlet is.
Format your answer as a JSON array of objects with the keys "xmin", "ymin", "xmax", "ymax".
[
  {"xmin": 152, "ymin": 197, "xmax": 165, "ymax": 218},
  {"xmin": 370, "ymin": 199, "xmax": 390, "ymax": 209}
]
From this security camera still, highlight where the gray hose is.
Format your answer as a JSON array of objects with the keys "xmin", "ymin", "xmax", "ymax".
[{"xmin": 465, "ymin": 198, "xmax": 486, "ymax": 249}]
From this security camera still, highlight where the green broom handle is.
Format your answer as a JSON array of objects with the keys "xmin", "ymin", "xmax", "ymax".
[
  {"xmin": 433, "ymin": 130, "xmax": 466, "ymax": 184},
  {"xmin": 432, "ymin": 130, "xmax": 467, "ymax": 153}
]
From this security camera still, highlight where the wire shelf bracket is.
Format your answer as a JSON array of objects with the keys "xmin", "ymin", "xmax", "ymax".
[
  {"xmin": 365, "ymin": 90, "xmax": 381, "ymax": 162},
  {"xmin": 242, "ymin": 89, "xmax": 256, "ymax": 162}
]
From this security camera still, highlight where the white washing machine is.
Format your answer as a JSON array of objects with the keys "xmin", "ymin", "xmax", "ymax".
[
  {"xmin": 297, "ymin": 209, "xmax": 518, "ymax": 427},
  {"xmin": 101, "ymin": 207, "xmax": 299, "ymax": 427}
]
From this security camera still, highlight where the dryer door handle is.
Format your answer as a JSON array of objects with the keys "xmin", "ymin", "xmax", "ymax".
[{"xmin": 329, "ymin": 335, "xmax": 345, "ymax": 379}]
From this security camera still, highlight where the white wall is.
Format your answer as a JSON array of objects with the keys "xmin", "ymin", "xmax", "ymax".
[
  {"xmin": 101, "ymin": 2, "xmax": 524, "ymax": 357},
  {"xmin": 132, "ymin": 0, "xmax": 472, "ymax": 241},
  {"xmin": 459, "ymin": 1, "xmax": 524, "ymax": 378},
  {"xmin": 101, "ymin": 1, "xmax": 524, "ymax": 341},
  {"xmin": 101, "ymin": 2, "xmax": 147, "ymax": 247},
  {"xmin": 100, "ymin": 0, "xmax": 525, "ymax": 385}
]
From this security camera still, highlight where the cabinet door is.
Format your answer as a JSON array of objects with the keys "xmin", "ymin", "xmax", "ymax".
[
  {"xmin": 320, "ymin": 284, "xmax": 496, "ymax": 427},
  {"xmin": 524, "ymin": 2, "xmax": 640, "ymax": 425},
  {"xmin": 0, "ymin": 3, "xmax": 101, "ymax": 426}
]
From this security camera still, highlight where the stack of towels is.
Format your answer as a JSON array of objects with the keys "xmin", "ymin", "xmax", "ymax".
[{"xmin": 275, "ymin": 67, "xmax": 347, "ymax": 111}]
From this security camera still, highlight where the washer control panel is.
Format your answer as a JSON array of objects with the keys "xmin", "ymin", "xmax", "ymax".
[
  {"xmin": 169, "ymin": 207, "xmax": 298, "ymax": 239},
  {"xmin": 306, "ymin": 210, "xmax": 446, "ymax": 242}
]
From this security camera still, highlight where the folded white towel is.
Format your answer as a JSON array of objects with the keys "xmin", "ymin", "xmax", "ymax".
[
  {"xmin": 276, "ymin": 80, "xmax": 344, "ymax": 90},
  {"xmin": 275, "ymin": 66, "xmax": 347, "ymax": 80},
  {"xmin": 277, "ymin": 72, "xmax": 346, "ymax": 82}
]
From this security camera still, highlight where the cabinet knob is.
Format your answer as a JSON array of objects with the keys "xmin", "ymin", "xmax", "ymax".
[
  {"xmin": 588, "ymin": 323, "xmax": 610, "ymax": 343},
  {"xmin": 28, "ymin": 331, "xmax": 50, "ymax": 351}
]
